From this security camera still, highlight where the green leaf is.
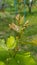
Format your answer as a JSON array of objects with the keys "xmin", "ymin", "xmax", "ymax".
[
  {"xmin": 6, "ymin": 36, "xmax": 16, "ymax": 49},
  {"xmin": 0, "ymin": 39, "xmax": 8, "ymax": 51},
  {"xmin": 15, "ymin": 52, "xmax": 36, "ymax": 65},
  {"xmin": 0, "ymin": 47, "xmax": 9, "ymax": 61},
  {"xmin": 0, "ymin": 39, "xmax": 5, "ymax": 45}
]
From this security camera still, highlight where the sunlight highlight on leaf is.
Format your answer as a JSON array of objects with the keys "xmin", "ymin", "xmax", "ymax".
[{"xmin": 6, "ymin": 36, "xmax": 16, "ymax": 49}]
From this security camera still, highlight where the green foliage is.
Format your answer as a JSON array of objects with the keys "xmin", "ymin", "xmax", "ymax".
[
  {"xmin": 0, "ymin": 0, "xmax": 37, "ymax": 65},
  {"xmin": 0, "ymin": 38, "xmax": 37, "ymax": 65}
]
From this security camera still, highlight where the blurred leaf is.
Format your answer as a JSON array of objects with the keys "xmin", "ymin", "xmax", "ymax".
[
  {"xmin": 0, "ymin": 39, "xmax": 8, "ymax": 50},
  {"xmin": 0, "ymin": 61, "xmax": 5, "ymax": 65},
  {"xmin": 30, "ymin": 35, "xmax": 37, "ymax": 45},
  {"xmin": 0, "ymin": 46, "xmax": 9, "ymax": 60},
  {"xmin": 15, "ymin": 52, "xmax": 36, "ymax": 65},
  {"xmin": 7, "ymin": 58, "xmax": 17, "ymax": 65},
  {"xmin": 6, "ymin": 36, "xmax": 16, "ymax": 49},
  {"xmin": 0, "ymin": 39, "xmax": 5, "ymax": 45}
]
